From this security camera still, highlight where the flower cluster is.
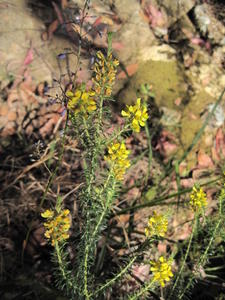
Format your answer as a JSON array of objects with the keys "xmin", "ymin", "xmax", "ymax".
[
  {"xmin": 190, "ymin": 186, "xmax": 207, "ymax": 213},
  {"xmin": 105, "ymin": 142, "xmax": 130, "ymax": 181},
  {"xmin": 121, "ymin": 98, "xmax": 148, "ymax": 132},
  {"xmin": 145, "ymin": 211, "xmax": 168, "ymax": 238},
  {"xmin": 92, "ymin": 51, "xmax": 119, "ymax": 96},
  {"xmin": 41, "ymin": 209, "xmax": 70, "ymax": 246},
  {"xmin": 66, "ymin": 88, "xmax": 96, "ymax": 116},
  {"xmin": 150, "ymin": 256, "xmax": 173, "ymax": 287}
]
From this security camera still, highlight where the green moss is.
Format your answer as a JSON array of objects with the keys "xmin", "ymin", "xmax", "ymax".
[
  {"xmin": 180, "ymin": 90, "xmax": 214, "ymax": 150},
  {"xmin": 119, "ymin": 60, "xmax": 187, "ymax": 110},
  {"xmin": 178, "ymin": 90, "xmax": 214, "ymax": 169}
]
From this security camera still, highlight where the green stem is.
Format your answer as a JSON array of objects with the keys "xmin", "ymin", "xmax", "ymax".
[
  {"xmin": 55, "ymin": 242, "xmax": 73, "ymax": 290},
  {"xmin": 106, "ymin": 124, "xmax": 130, "ymax": 145},
  {"xmin": 200, "ymin": 220, "xmax": 222, "ymax": 266},
  {"xmin": 179, "ymin": 181, "xmax": 224, "ymax": 299},
  {"xmin": 82, "ymin": 130, "xmax": 98, "ymax": 197},
  {"xmin": 144, "ymin": 123, "xmax": 152, "ymax": 185},
  {"xmin": 115, "ymin": 176, "xmax": 221, "ymax": 216},
  {"xmin": 129, "ymin": 280, "xmax": 155, "ymax": 300},
  {"xmin": 83, "ymin": 207, "xmax": 108, "ymax": 299},
  {"xmin": 83, "ymin": 246, "xmax": 91, "ymax": 300},
  {"xmin": 83, "ymin": 179, "xmax": 117, "ymax": 299},
  {"xmin": 102, "ymin": 166, "xmax": 115, "ymax": 195},
  {"xmin": 83, "ymin": 116, "xmax": 91, "ymax": 142},
  {"xmin": 92, "ymin": 256, "xmax": 137, "ymax": 296},
  {"xmin": 82, "ymin": 116, "xmax": 98, "ymax": 197},
  {"xmin": 98, "ymin": 95, "xmax": 104, "ymax": 131},
  {"xmin": 169, "ymin": 216, "xmax": 197, "ymax": 299},
  {"xmin": 179, "ymin": 218, "xmax": 222, "ymax": 299},
  {"xmin": 86, "ymin": 152, "xmax": 98, "ymax": 196},
  {"xmin": 107, "ymin": 32, "xmax": 113, "ymax": 57},
  {"xmin": 205, "ymin": 264, "xmax": 225, "ymax": 272},
  {"xmin": 175, "ymin": 161, "xmax": 181, "ymax": 210}
]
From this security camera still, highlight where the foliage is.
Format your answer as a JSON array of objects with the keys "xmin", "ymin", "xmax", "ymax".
[{"xmin": 37, "ymin": 2, "xmax": 225, "ymax": 299}]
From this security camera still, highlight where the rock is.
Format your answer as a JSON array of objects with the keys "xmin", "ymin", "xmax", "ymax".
[
  {"xmin": 0, "ymin": 0, "xmax": 78, "ymax": 86},
  {"xmin": 7, "ymin": 111, "xmax": 17, "ymax": 122},
  {"xmin": 1, "ymin": 121, "xmax": 15, "ymax": 137},
  {"xmin": 194, "ymin": 5, "xmax": 211, "ymax": 36},
  {"xmin": 160, "ymin": 107, "xmax": 181, "ymax": 127},
  {"xmin": 0, "ymin": 103, "xmax": 9, "ymax": 116},
  {"xmin": 113, "ymin": 0, "xmax": 141, "ymax": 22},
  {"xmin": 187, "ymin": 47, "xmax": 225, "ymax": 98},
  {"xmin": 139, "ymin": 44, "xmax": 176, "ymax": 62},
  {"xmin": 0, "ymin": 116, "xmax": 7, "ymax": 129},
  {"xmin": 140, "ymin": 1, "xmax": 169, "ymax": 38},
  {"xmin": 204, "ymin": 104, "xmax": 225, "ymax": 129},
  {"xmin": 194, "ymin": 4, "xmax": 225, "ymax": 45},
  {"xmin": 113, "ymin": 1, "xmax": 157, "ymax": 64},
  {"xmin": 175, "ymin": 13, "xmax": 197, "ymax": 41},
  {"xmin": 153, "ymin": 0, "xmax": 195, "ymax": 26},
  {"xmin": 197, "ymin": 149, "xmax": 214, "ymax": 168}
]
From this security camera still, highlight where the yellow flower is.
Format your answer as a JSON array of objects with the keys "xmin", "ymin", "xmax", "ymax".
[
  {"xmin": 105, "ymin": 141, "xmax": 130, "ymax": 181},
  {"xmin": 107, "ymin": 142, "xmax": 130, "ymax": 161},
  {"xmin": 41, "ymin": 209, "xmax": 54, "ymax": 218},
  {"xmin": 61, "ymin": 209, "xmax": 70, "ymax": 216},
  {"xmin": 150, "ymin": 256, "xmax": 173, "ymax": 287},
  {"xmin": 92, "ymin": 51, "xmax": 119, "ymax": 96},
  {"xmin": 66, "ymin": 88, "xmax": 96, "ymax": 116},
  {"xmin": 41, "ymin": 209, "xmax": 70, "ymax": 246},
  {"xmin": 113, "ymin": 158, "xmax": 131, "ymax": 181},
  {"xmin": 190, "ymin": 186, "xmax": 207, "ymax": 212},
  {"xmin": 145, "ymin": 211, "xmax": 168, "ymax": 238},
  {"xmin": 121, "ymin": 98, "xmax": 148, "ymax": 132}
]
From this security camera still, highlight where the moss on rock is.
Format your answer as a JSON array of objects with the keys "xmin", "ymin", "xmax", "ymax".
[
  {"xmin": 180, "ymin": 90, "xmax": 214, "ymax": 150},
  {"xmin": 119, "ymin": 60, "xmax": 188, "ymax": 110},
  {"xmin": 178, "ymin": 90, "xmax": 214, "ymax": 170}
]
